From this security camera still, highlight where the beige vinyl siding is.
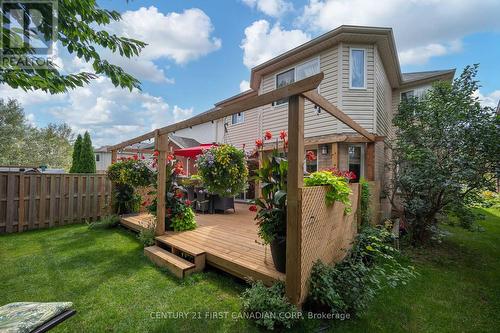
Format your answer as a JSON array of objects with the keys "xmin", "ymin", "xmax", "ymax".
[
  {"xmin": 222, "ymin": 108, "xmax": 261, "ymax": 149},
  {"xmin": 258, "ymin": 45, "xmax": 340, "ymax": 138},
  {"xmin": 340, "ymin": 44, "xmax": 375, "ymax": 133},
  {"xmin": 374, "ymin": 47, "xmax": 393, "ymax": 184}
]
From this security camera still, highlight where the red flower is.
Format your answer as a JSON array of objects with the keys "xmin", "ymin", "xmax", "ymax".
[
  {"xmin": 284, "ymin": 139, "xmax": 288, "ymax": 149},
  {"xmin": 141, "ymin": 155, "xmax": 145, "ymax": 160},
  {"xmin": 166, "ymin": 208, "xmax": 172, "ymax": 215},
  {"xmin": 279, "ymin": 130, "xmax": 287, "ymax": 140},
  {"xmin": 306, "ymin": 150, "xmax": 316, "ymax": 161},
  {"xmin": 173, "ymin": 161, "xmax": 184, "ymax": 175},
  {"xmin": 133, "ymin": 154, "xmax": 138, "ymax": 160},
  {"xmin": 141, "ymin": 201, "xmax": 148, "ymax": 206},
  {"xmin": 249, "ymin": 205, "xmax": 258, "ymax": 212},
  {"xmin": 175, "ymin": 191, "xmax": 184, "ymax": 199},
  {"xmin": 185, "ymin": 200, "xmax": 192, "ymax": 206},
  {"xmin": 264, "ymin": 130, "xmax": 272, "ymax": 140},
  {"xmin": 153, "ymin": 150, "xmax": 159, "ymax": 157},
  {"xmin": 167, "ymin": 154, "xmax": 175, "ymax": 161},
  {"xmin": 255, "ymin": 139, "xmax": 263, "ymax": 149}
]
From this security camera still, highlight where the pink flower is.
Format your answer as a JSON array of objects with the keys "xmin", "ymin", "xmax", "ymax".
[
  {"xmin": 264, "ymin": 130, "xmax": 272, "ymax": 140},
  {"xmin": 141, "ymin": 155, "xmax": 145, "ymax": 160},
  {"xmin": 249, "ymin": 205, "xmax": 258, "ymax": 212}
]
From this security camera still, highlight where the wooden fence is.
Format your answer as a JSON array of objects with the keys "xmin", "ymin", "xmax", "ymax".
[{"xmin": 0, "ymin": 173, "xmax": 112, "ymax": 234}]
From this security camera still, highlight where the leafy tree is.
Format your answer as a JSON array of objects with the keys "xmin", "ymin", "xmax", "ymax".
[
  {"xmin": 70, "ymin": 134, "xmax": 83, "ymax": 173},
  {"xmin": 390, "ymin": 65, "xmax": 500, "ymax": 244},
  {"xmin": 79, "ymin": 131, "xmax": 96, "ymax": 173},
  {"xmin": 1, "ymin": 0, "xmax": 146, "ymax": 93},
  {"xmin": 0, "ymin": 98, "xmax": 73, "ymax": 169}
]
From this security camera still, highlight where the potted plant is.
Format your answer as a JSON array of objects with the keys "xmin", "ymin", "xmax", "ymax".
[
  {"xmin": 146, "ymin": 153, "xmax": 196, "ymax": 231},
  {"xmin": 250, "ymin": 130, "xmax": 288, "ymax": 272},
  {"xmin": 196, "ymin": 145, "xmax": 248, "ymax": 211}
]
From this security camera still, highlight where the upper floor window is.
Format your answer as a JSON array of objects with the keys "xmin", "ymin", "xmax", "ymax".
[
  {"xmin": 350, "ymin": 48, "xmax": 366, "ymax": 89},
  {"xmin": 275, "ymin": 68, "xmax": 295, "ymax": 105},
  {"xmin": 95, "ymin": 154, "xmax": 100, "ymax": 162},
  {"xmin": 274, "ymin": 57, "xmax": 320, "ymax": 106},
  {"xmin": 401, "ymin": 90, "xmax": 415, "ymax": 102},
  {"xmin": 231, "ymin": 112, "xmax": 244, "ymax": 125}
]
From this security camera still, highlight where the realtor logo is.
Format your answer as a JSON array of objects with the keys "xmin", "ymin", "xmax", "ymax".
[{"xmin": 0, "ymin": 0, "xmax": 58, "ymax": 67}]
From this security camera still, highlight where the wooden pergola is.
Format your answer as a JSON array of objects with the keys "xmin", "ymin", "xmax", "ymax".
[{"xmin": 108, "ymin": 72, "xmax": 377, "ymax": 304}]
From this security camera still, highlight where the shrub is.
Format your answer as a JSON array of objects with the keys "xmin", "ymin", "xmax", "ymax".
[
  {"xmin": 88, "ymin": 215, "xmax": 120, "ymax": 230},
  {"xmin": 171, "ymin": 205, "xmax": 197, "ymax": 231},
  {"xmin": 196, "ymin": 145, "xmax": 248, "ymax": 197},
  {"xmin": 138, "ymin": 222, "xmax": 156, "ymax": 247},
  {"xmin": 307, "ymin": 225, "xmax": 416, "ymax": 316},
  {"xmin": 241, "ymin": 281, "xmax": 300, "ymax": 330},
  {"xmin": 304, "ymin": 170, "xmax": 352, "ymax": 214},
  {"xmin": 359, "ymin": 177, "xmax": 372, "ymax": 225}
]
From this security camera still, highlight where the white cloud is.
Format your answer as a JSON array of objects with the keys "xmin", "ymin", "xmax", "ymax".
[
  {"xmin": 26, "ymin": 113, "xmax": 36, "ymax": 127},
  {"xmin": 241, "ymin": 20, "xmax": 310, "ymax": 68},
  {"xmin": 239, "ymin": 80, "xmax": 250, "ymax": 92},
  {"xmin": 1, "ymin": 75, "xmax": 193, "ymax": 147},
  {"xmin": 298, "ymin": 0, "xmax": 500, "ymax": 65},
  {"xmin": 474, "ymin": 90, "xmax": 500, "ymax": 108},
  {"xmin": 114, "ymin": 7, "xmax": 221, "ymax": 64},
  {"xmin": 242, "ymin": 0, "xmax": 293, "ymax": 17},
  {"xmin": 399, "ymin": 40, "xmax": 462, "ymax": 66}
]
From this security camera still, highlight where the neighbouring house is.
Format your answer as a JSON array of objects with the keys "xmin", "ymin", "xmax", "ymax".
[
  {"xmin": 172, "ymin": 25, "xmax": 455, "ymax": 219},
  {"xmin": 95, "ymin": 135, "xmax": 205, "ymax": 175}
]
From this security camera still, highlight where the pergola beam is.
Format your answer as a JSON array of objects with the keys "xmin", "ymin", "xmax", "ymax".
[
  {"xmin": 107, "ymin": 72, "xmax": 324, "ymax": 152},
  {"xmin": 301, "ymin": 91, "xmax": 376, "ymax": 142}
]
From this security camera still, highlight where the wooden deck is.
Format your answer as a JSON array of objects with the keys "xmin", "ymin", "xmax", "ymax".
[{"xmin": 121, "ymin": 203, "xmax": 284, "ymax": 284}]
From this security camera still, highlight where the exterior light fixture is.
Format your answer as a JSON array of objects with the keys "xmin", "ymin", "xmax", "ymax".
[{"xmin": 321, "ymin": 144, "xmax": 328, "ymax": 155}]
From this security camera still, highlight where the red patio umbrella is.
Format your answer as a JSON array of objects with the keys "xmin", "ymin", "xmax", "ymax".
[{"xmin": 173, "ymin": 143, "xmax": 216, "ymax": 159}]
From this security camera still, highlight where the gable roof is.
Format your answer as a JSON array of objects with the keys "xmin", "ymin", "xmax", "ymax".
[
  {"xmin": 401, "ymin": 69, "xmax": 455, "ymax": 87},
  {"xmin": 169, "ymin": 135, "xmax": 200, "ymax": 148}
]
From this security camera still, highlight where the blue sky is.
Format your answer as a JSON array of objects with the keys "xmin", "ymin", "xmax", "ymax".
[{"xmin": 1, "ymin": 0, "xmax": 499, "ymax": 146}]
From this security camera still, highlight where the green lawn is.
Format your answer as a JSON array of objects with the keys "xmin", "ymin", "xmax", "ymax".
[{"xmin": 0, "ymin": 208, "xmax": 499, "ymax": 332}]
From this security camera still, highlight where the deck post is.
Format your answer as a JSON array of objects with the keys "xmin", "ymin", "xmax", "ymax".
[
  {"xmin": 366, "ymin": 142, "xmax": 375, "ymax": 181},
  {"xmin": 155, "ymin": 132, "xmax": 168, "ymax": 236},
  {"xmin": 286, "ymin": 94, "xmax": 304, "ymax": 305}
]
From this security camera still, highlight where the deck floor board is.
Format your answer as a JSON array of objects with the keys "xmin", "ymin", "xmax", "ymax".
[{"xmin": 121, "ymin": 203, "xmax": 284, "ymax": 283}]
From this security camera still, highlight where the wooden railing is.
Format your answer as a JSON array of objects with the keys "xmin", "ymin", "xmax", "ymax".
[{"xmin": 0, "ymin": 173, "xmax": 112, "ymax": 234}]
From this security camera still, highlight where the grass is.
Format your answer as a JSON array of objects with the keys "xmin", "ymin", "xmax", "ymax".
[{"xmin": 0, "ymin": 208, "xmax": 499, "ymax": 332}]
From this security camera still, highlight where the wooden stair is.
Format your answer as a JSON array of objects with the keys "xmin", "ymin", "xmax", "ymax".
[{"xmin": 144, "ymin": 236, "xmax": 207, "ymax": 278}]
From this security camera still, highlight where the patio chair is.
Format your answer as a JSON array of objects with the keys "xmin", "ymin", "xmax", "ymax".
[
  {"xmin": 0, "ymin": 302, "xmax": 75, "ymax": 333},
  {"xmin": 195, "ymin": 189, "xmax": 210, "ymax": 214}
]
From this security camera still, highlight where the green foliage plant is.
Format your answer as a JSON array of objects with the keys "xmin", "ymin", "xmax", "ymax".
[
  {"xmin": 70, "ymin": 134, "xmax": 83, "ymax": 173},
  {"xmin": 79, "ymin": 131, "xmax": 96, "ymax": 173},
  {"xmin": 241, "ymin": 281, "xmax": 300, "ymax": 330},
  {"xmin": 304, "ymin": 170, "xmax": 352, "ymax": 214},
  {"xmin": 359, "ymin": 177, "xmax": 372, "ymax": 225},
  {"xmin": 196, "ymin": 145, "xmax": 248, "ymax": 197},
  {"xmin": 88, "ymin": 215, "xmax": 120, "ymax": 230}
]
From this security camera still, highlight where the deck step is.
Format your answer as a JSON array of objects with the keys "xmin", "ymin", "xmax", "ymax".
[
  {"xmin": 144, "ymin": 245, "xmax": 195, "ymax": 278},
  {"xmin": 155, "ymin": 235, "xmax": 207, "ymax": 273},
  {"xmin": 120, "ymin": 213, "xmax": 154, "ymax": 232}
]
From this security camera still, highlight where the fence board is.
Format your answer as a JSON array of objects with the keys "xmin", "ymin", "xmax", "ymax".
[{"xmin": 0, "ymin": 172, "xmax": 112, "ymax": 234}]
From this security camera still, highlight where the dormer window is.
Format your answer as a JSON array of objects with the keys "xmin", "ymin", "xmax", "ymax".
[
  {"xmin": 349, "ymin": 48, "xmax": 366, "ymax": 89},
  {"xmin": 274, "ymin": 57, "xmax": 320, "ymax": 106}
]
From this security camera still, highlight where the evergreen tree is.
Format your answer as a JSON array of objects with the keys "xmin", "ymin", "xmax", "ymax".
[
  {"xmin": 70, "ymin": 135, "xmax": 83, "ymax": 173},
  {"xmin": 80, "ymin": 132, "xmax": 96, "ymax": 173}
]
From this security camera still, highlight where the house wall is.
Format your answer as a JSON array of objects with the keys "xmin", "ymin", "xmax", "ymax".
[{"xmin": 175, "ymin": 121, "xmax": 222, "ymax": 144}]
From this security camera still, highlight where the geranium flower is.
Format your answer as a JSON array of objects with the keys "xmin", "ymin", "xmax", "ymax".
[
  {"xmin": 264, "ymin": 130, "xmax": 272, "ymax": 140},
  {"xmin": 141, "ymin": 155, "xmax": 145, "ymax": 160},
  {"xmin": 167, "ymin": 154, "xmax": 175, "ymax": 161},
  {"xmin": 306, "ymin": 150, "xmax": 316, "ymax": 161},
  {"xmin": 153, "ymin": 150, "xmax": 159, "ymax": 157},
  {"xmin": 255, "ymin": 139, "xmax": 263, "ymax": 148},
  {"xmin": 175, "ymin": 192, "xmax": 183, "ymax": 199},
  {"xmin": 249, "ymin": 205, "xmax": 258, "ymax": 212},
  {"xmin": 185, "ymin": 200, "xmax": 192, "ymax": 206},
  {"xmin": 279, "ymin": 130, "xmax": 287, "ymax": 140},
  {"xmin": 133, "ymin": 154, "xmax": 138, "ymax": 160}
]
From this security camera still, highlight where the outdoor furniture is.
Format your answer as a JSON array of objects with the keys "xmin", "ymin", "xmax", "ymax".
[
  {"xmin": 212, "ymin": 195, "xmax": 235, "ymax": 213},
  {"xmin": 0, "ymin": 302, "xmax": 75, "ymax": 333},
  {"xmin": 195, "ymin": 189, "xmax": 210, "ymax": 214}
]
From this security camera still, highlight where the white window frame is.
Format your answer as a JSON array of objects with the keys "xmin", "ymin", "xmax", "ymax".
[
  {"xmin": 231, "ymin": 112, "xmax": 244, "ymax": 125},
  {"xmin": 349, "ymin": 48, "xmax": 367, "ymax": 90},
  {"xmin": 273, "ymin": 56, "xmax": 321, "ymax": 107}
]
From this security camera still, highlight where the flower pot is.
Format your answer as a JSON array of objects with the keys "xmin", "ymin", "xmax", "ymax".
[{"xmin": 270, "ymin": 237, "xmax": 286, "ymax": 273}]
